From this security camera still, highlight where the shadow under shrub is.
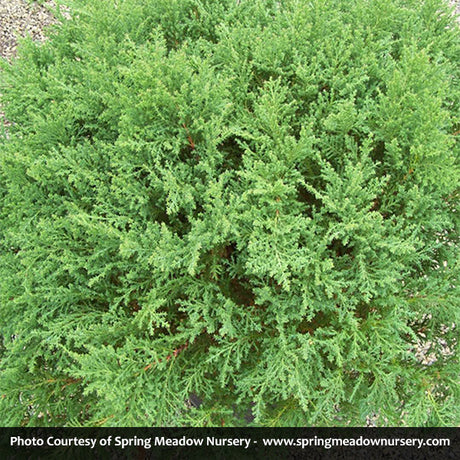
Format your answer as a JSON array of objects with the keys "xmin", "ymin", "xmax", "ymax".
[{"xmin": 0, "ymin": 0, "xmax": 459, "ymax": 427}]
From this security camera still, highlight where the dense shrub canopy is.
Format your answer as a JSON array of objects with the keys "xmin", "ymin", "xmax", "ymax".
[{"xmin": 0, "ymin": 0, "xmax": 459, "ymax": 427}]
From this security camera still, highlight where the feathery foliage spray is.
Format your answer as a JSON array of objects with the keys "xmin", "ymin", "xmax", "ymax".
[{"xmin": 0, "ymin": 0, "xmax": 459, "ymax": 426}]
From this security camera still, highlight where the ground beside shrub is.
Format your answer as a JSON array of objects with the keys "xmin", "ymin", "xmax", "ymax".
[{"xmin": 0, "ymin": 0, "xmax": 459, "ymax": 427}]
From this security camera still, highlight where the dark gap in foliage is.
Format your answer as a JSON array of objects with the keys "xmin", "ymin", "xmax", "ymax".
[
  {"xmin": 347, "ymin": 130, "xmax": 366, "ymax": 149},
  {"xmin": 389, "ymin": 32, "xmax": 403, "ymax": 61},
  {"xmin": 227, "ymin": 277, "xmax": 255, "ymax": 307},
  {"xmin": 369, "ymin": 196, "xmax": 382, "ymax": 214},
  {"xmin": 233, "ymin": 401, "xmax": 256, "ymax": 424},
  {"xmin": 176, "ymin": 211, "xmax": 193, "ymax": 228},
  {"xmin": 296, "ymin": 311, "xmax": 329, "ymax": 335},
  {"xmin": 132, "ymin": 166, "xmax": 150, "ymax": 183},
  {"xmin": 178, "ymin": 146, "xmax": 201, "ymax": 166},
  {"xmin": 146, "ymin": 195, "xmax": 169, "ymax": 221},
  {"xmin": 268, "ymin": 277, "xmax": 283, "ymax": 294},
  {"xmin": 166, "ymin": 212, "xmax": 193, "ymax": 238},
  {"xmin": 186, "ymin": 392, "xmax": 202, "ymax": 409},
  {"xmin": 219, "ymin": 242, "xmax": 237, "ymax": 260},
  {"xmin": 167, "ymin": 307, "xmax": 189, "ymax": 336},
  {"xmin": 327, "ymin": 239, "xmax": 354, "ymax": 259},
  {"xmin": 218, "ymin": 135, "xmax": 246, "ymax": 172},
  {"xmin": 144, "ymin": 194, "xmax": 194, "ymax": 237},
  {"xmin": 74, "ymin": 119, "xmax": 94, "ymax": 142},
  {"xmin": 199, "ymin": 242, "xmax": 237, "ymax": 283},
  {"xmin": 128, "ymin": 298, "xmax": 141, "ymax": 315},
  {"xmin": 319, "ymin": 82, "xmax": 331, "ymax": 94},
  {"xmin": 1, "ymin": 0, "xmax": 458, "ymax": 428}
]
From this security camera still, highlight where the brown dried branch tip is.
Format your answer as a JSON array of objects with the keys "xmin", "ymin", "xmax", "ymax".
[
  {"xmin": 0, "ymin": 0, "xmax": 458, "ymax": 428},
  {"xmin": 0, "ymin": 1, "xmax": 70, "ymax": 129}
]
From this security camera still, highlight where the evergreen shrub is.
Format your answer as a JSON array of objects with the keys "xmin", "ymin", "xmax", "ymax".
[{"xmin": 0, "ymin": 0, "xmax": 459, "ymax": 427}]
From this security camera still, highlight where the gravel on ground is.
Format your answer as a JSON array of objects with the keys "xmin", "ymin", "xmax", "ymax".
[
  {"xmin": 0, "ymin": 0, "xmax": 458, "ymax": 427},
  {"xmin": 0, "ymin": 0, "xmax": 58, "ymax": 61},
  {"xmin": 1, "ymin": 0, "xmax": 459, "ymax": 62}
]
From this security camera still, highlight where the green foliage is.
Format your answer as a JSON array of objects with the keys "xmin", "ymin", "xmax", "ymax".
[{"xmin": 1, "ymin": 0, "xmax": 459, "ymax": 427}]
